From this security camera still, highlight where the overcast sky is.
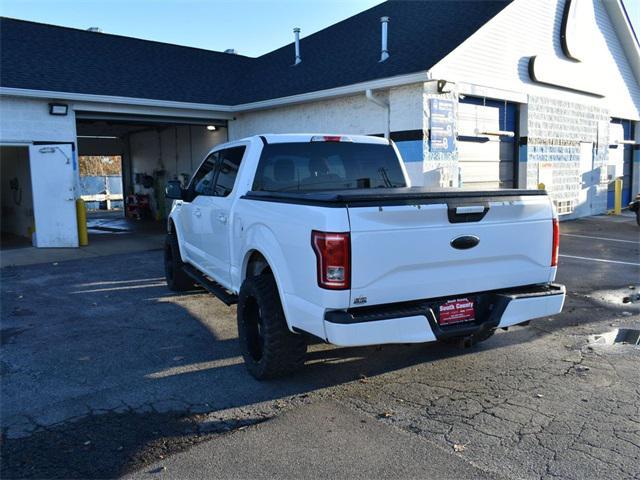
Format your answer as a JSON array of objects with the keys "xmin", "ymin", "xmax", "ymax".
[{"xmin": 0, "ymin": 0, "xmax": 637, "ymax": 58}]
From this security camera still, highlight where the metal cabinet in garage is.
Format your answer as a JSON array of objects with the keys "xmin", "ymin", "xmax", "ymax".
[{"xmin": 457, "ymin": 97, "xmax": 518, "ymax": 189}]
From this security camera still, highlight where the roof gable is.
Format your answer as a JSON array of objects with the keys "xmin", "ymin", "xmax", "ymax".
[{"xmin": 430, "ymin": 0, "xmax": 640, "ymax": 119}]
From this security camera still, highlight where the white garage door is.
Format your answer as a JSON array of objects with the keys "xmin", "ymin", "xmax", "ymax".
[{"xmin": 457, "ymin": 98, "xmax": 517, "ymax": 189}]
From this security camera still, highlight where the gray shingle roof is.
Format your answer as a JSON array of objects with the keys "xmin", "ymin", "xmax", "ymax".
[{"xmin": 1, "ymin": 1, "xmax": 512, "ymax": 106}]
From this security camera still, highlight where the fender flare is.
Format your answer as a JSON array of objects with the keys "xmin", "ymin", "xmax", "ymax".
[
  {"xmin": 167, "ymin": 215, "xmax": 188, "ymax": 264},
  {"xmin": 239, "ymin": 224, "xmax": 296, "ymax": 331}
]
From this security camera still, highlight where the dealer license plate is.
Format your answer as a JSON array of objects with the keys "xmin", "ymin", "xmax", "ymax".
[{"xmin": 437, "ymin": 298, "xmax": 475, "ymax": 325}]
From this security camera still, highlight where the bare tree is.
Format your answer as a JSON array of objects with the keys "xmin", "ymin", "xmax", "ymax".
[{"xmin": 79, "ymin": 156, "xmax": 122, "ymax": 176}]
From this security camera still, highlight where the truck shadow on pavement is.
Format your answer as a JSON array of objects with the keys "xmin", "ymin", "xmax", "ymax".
[{"xmin": 0, "ymin": 248, "xmax": 634, "ymax": 479}]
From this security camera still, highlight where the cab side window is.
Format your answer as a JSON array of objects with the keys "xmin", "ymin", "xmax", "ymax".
[
  {"xmin": 191, "ymin": 153, "xmax": 218, "ymax": 198},
  {"xmin": 212, "ymin": 146, "xmax": 246, "ymax": 197}
]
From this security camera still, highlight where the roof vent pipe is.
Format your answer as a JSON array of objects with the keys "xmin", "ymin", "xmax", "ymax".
[
  {"xmin": 379, "ymin": 16, "xmax": 389, "ymax": 62},
  {"xmin": 293, "ymin": 27, "xmax": 302, "ymax": 65}
]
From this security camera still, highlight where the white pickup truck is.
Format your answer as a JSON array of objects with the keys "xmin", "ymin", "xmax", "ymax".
[{"xmin": 165, "ymin": 134, "xmax": 565, "ymax": 379}]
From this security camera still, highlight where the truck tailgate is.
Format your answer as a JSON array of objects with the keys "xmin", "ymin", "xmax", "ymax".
[{"xmin": 348, "ymin": 194, "xmax": 554, "ymax": 307}]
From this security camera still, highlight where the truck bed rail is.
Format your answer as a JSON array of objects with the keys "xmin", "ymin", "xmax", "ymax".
[{"xmin": 242, "ymin": 187, "xmax": 547, "ymax": 207}]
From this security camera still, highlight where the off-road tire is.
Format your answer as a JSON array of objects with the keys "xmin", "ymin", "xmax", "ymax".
[
  {"xmin": 164, "ymin": 233, "xmax": 193, "ymax": 292},
  {"xmin": 237, "ymin": 274, "xmax": 307, "ymax": 380}
]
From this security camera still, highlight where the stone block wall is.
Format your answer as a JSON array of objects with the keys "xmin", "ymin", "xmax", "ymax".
[{"xmin": 525, "ymin": 95, "xmax": 609, "ymax": 216}]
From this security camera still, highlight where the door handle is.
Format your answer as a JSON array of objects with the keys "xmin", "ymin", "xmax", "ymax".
[
  {"xmin": 217, "ymin": 214, "xmax": 227, "ymax": 224},
  {"xmin": 194, "ymin": 208, "xmax": 202, "ymax": 218}
]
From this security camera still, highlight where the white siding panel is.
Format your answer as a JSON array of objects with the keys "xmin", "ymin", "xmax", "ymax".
[
  {"xmin": 389, "ymin": 84, "xmax": 424, "ymax": 132},
  {"xmin": 229, "ymin": 94, "xmax": 386, "ymax": 140},
  {"xmin": 229, "ymin": 85, "xmax": 424, "ymax": 140},
  {"xmin": 430, "ymin": 0, "xmax": 640, "ymax": 120},
  {"xmin": 0, "ymin": 97, "xmax": 76, "ymax": 143}
]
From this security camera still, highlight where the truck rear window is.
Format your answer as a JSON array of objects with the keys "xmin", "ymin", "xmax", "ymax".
[{"xmin": 252, "ymin": 142, "xmax": 407, "ymax": 192}]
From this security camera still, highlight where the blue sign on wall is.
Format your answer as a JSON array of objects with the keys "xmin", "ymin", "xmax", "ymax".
[{"xmin": 429, "ymin": 99, "xmax": 455, "ymax": 153}]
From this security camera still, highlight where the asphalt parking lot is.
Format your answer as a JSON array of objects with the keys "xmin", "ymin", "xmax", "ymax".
[{"xmin": 1, "ymin": 214, "xmax": 639, "ymax": 479}]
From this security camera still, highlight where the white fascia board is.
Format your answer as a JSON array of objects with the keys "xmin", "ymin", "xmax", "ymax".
[
  {"xmin": 71, "ymin": 101, "xmax": 234, "ymax": 120},
  {"xmin": 456, "ymin": 82, "xmax": 528, "ymax": 103},
  {"xmin": 603, "ymin": 0, "xmax": 640, "ymax": 85},
  {"xmin": 0, "ymin": 141, "xmax": 33, "ymax": 146},
  {"xmin": 1, "ymin": 71, "xmax": 428, "ymax": 116},
  {"xmin": 0, "ymin": 87, "xmax": 231, "ymax": 115}
]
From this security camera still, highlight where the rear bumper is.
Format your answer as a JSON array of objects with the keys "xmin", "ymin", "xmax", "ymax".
[{"xmin": 323, "ymin": 283, "xmax": 565, "ymax": 347}]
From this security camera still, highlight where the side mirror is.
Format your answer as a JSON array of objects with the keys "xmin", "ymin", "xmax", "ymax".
[{"xmin": 165, "ymin": 180, "xmax": 185, "ymax": 200}]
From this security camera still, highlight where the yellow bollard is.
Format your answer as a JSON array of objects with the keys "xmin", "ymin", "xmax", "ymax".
[
  {"xmin": 76, "ymin": 198, "xmax": 89, "ymax": 246},
  {"xmin": 614, "ymin": 178, "xmax": 623, "ymax": 215}
]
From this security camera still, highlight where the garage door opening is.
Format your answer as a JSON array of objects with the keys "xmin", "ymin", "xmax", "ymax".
[
  {"xmin": 76, "ymin": 114, "xmax": 227, "ymax": 238},
  {"xmin": 0, "ymin": 146, "xmax": 35, "ymax": 249},
  {"xmin": 457, "ymin": 97, "xmax": 518, "ymax": 189},
  {"xmin": 607, "ymin": 118, "xmax": 635, "ymax": 209}
]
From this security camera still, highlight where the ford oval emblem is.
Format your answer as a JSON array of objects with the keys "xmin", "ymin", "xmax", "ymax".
[{"xmin": 451, "ymin": 235, "xmax": 480, "ymax": 250}]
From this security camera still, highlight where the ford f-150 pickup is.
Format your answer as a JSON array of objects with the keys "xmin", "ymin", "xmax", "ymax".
[{"xmin": 164, "ymin": 134, "xmax": 565, "ymax": 379}]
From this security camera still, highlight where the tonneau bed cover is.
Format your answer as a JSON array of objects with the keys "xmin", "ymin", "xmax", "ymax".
[{"xmin": 243, "ymin": 187, "xmax": 547, "ymax": 206}]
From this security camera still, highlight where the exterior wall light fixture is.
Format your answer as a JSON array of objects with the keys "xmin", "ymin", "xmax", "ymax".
[{"xmin": 49, "ymin": 103, "xmax": 68, "ymax": 116}]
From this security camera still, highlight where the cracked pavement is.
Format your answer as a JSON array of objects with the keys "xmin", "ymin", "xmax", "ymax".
[{"xmin": 1, "ymin": 214, "xmax": 639, "ymax": 479}]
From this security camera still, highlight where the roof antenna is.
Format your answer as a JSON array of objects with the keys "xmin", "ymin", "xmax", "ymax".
[
  {"xmin": 293, "ymin": 27, "xmax": 302, "ymax": 65},
  {"xmin": 379, "ymin": 17, "xmax": 389, "ymax": 62}
]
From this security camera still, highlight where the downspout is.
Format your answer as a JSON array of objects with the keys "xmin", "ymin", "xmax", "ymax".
[{"xmin": 365, "ymin": 89, "xmax": 390, "ymax": 139}]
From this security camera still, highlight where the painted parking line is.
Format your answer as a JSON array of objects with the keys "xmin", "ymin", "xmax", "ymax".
[
  {"xmin": 561, "ymin": 233, "xmax": 639, "ymax": 244},
  {"xmin": 560, "ymin": 254, "xmax": 640, "ymax": 267}
]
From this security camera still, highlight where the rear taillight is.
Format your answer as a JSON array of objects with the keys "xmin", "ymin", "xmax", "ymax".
[
  {"xmin": 311, "ymin": 231, "xmax": 350, "ymax": 290},
  {"xmin": 551, "ymin": 217, "xmax": 559, "ymax": 266}
]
